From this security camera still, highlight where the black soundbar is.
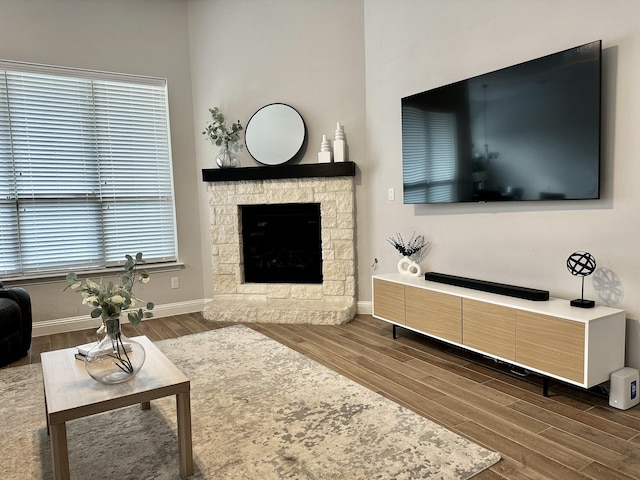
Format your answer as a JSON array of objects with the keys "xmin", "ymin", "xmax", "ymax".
[{"xmin": 424, "ymin": 272, "xmax": 549, "ymax": 301}]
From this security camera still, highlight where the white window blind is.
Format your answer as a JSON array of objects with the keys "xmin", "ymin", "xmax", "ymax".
[
  {"xmin": 402, "ymin": 106, "xmax": 457, "ymax": 203},
  {"xmin": 0, "ymin": 61, "xmax": 176, "ymax": 277}
]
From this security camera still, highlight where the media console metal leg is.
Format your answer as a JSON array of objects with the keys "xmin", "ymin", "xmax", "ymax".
[
  {"xmin": 392, "ymin": 324, "xmax": 398, "ymax": 339},
  {"xmin": 543, "ymin": 378, "xmax": 549, "ymax": 397}
]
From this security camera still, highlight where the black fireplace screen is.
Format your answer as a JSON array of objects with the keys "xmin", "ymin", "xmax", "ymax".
[{"xmin": 241, "ymin": 203, "xmax": 323, "ymax": 284}]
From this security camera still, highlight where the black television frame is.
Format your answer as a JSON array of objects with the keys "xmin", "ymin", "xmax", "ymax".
[{"xmin": 401, "ymin": 40, "xmax": 602, "ymax": 204}]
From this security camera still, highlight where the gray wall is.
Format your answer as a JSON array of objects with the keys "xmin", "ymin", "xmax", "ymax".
[{"xmin": 0, "ymin": 0, "xmax": 204, "ymax": 322}]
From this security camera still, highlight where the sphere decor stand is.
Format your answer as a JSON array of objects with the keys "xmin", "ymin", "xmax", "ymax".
[{"xmin": 566, "ymin": 251, "xmax": 596, "ymax": 308}]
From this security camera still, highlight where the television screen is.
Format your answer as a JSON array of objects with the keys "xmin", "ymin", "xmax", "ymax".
[{"xmin": 401, "ymin": 40, "xmax": 601, "ymax": 204}]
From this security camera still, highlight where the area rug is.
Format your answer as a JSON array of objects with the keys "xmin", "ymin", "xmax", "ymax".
[{"xmin": 1, "ymin": 325, "xmax": 500, "ymax": 479}]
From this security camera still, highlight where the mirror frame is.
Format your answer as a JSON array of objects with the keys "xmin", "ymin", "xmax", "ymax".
[{"xmin": 244, "ymin": 103, "xmax": 307, "ymax": 166}]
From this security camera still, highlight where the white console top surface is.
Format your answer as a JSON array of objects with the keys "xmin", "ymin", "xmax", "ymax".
[{"xmin": 373, "ymin": 273, "xmax": 625, "ymax": 323}]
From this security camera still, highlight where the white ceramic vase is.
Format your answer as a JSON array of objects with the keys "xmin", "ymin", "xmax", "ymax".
[{"xmin": 397, "ymin": 256, "xmax": 422, "ymax": 276}]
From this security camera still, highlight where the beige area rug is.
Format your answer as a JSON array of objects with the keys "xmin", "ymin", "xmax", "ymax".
[{"xmin": 1, "ymin": 325, "xmax": 500, "ymax": 479}]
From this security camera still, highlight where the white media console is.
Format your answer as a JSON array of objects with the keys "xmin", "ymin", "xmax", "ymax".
[{"xmin": 372, "ymin": 273, "xmax": 626, "ymax": 394}]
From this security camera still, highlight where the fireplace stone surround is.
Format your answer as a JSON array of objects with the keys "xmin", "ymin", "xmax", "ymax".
[{"xmin": 202, "ymin": 162, "xmax": 356, "ymax": 325}]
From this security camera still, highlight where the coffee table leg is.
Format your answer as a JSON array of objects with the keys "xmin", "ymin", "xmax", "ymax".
[
  {"xmin": 45, "ymin": 394, "xmax": 50, "ymax": 435},
  {"xmin": 176, "ymin": 391, "xmax": 193, "ymax": 478},
  {"xmin": 50, "ymin": 422, "xmax": 70, "ymax": 480}
]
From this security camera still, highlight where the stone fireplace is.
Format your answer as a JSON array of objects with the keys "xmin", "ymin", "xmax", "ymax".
[{"xmin": 202, "ymin": 162, "xmax": 356, "ymax": 324}]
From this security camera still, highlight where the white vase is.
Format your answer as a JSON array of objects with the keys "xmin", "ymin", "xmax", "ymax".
[
  {"xmin": 317, "ymin": 134, "xmax": 333, "ymax": 163},
  {"xmin": 334, "ymin": 122, "xmax": 346, "ymax": 162},
  {"xmin": 397, "ymin": 256, "xmax": 422, "ymax": 276}
]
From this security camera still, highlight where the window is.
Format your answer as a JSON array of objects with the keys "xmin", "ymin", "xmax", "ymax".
[
  {"xmin": 402, "ymin": 106, "xmax": 457, "ymax": 203},
  {"xmin": 0, "ymin": 60, "xmax": 176, "ymax": 278}
]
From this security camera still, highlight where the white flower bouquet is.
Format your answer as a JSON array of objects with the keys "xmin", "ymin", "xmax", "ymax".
[{"xmin": 65, "ymin": 252, "xmax": 154, "ymax": 325}]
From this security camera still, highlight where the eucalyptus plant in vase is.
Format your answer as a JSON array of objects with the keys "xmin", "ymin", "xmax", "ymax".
[
  {"xmin": 203, "ymin": 106, "xmax": 243, "ymax": 168},
  {"xmin": 65, "ymin": 252, "xmax": 155, "ymax": 384}
]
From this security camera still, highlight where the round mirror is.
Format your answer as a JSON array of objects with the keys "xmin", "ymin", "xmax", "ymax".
[{"xmin": 244, "ymin": 103, "xmax": 306, "ymax": 165}]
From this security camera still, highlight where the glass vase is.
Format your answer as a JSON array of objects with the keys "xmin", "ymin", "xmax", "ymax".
[
  {"xmin": 216, "ymin": 142, "xmax": 238, "ymax": 168},
  {"xmin": 85, "ymin": 315, "xmax": 146, "ymax": 384}
]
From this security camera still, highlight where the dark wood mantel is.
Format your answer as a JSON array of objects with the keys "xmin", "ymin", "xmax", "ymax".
[{"xmin": 202, "ymin": 161, "xmax": 356, "ymax": 182}]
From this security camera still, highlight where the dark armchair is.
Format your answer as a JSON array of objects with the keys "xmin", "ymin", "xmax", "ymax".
[{"xmin": 0, "ymin": 282, "xmax": 32, "ymax": 367}]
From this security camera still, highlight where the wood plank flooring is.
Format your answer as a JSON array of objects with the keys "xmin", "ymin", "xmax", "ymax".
[{"xmin": 5, "ymin": 313, "xmax": 640, "ymax": 479}]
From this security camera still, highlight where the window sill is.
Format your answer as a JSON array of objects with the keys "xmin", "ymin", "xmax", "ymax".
[{"xmin": 0, "ymin": 262, "xmax": 185, "ymax": 287}]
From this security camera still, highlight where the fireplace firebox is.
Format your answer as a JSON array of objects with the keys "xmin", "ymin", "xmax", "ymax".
[{"xmin": 241, "ymin": 203, "xmax": 322, "ymax": 284}]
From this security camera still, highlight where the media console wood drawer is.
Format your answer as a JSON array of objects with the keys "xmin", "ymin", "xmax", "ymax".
[
  {"xmin": 372, "ymin": 278, "xmax": 405, "ymax": 325},
  {"xmin": 463, "ymin": 299, "xmax": 516, "ymax": 361},
  {"xmin": 515, "ymin": 311, "xmax": 585, "ymax": 384},
  {"xmin": 371, "ymin": 273, "xmax": 626, "ymax": 390},
  {"xmin": 405, "ymin": 286, "xmax": 462, "ymax": 343}
]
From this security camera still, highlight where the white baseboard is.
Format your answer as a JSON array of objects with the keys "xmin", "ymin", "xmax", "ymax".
[
  {"xmin": 33, "ymin": 298, "xmax": 373, "ymax": 337},
  {"xmin": 357, "ymin": 300, "xmax": 372, "ymax": 315},
  {"xmin": 32, "ymin": 299, "xmax": 207, "ymax": 337}
]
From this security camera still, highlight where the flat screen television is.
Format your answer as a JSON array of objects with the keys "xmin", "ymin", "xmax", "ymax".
[{"xmin": 401, "ymin": 40, "xmax": 601, "ymax": 204}]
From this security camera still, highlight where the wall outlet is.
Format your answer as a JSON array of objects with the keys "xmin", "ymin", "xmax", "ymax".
[
  {"xmin": 171, "ymin": 277, "xmax": 180, "ymax": 289},
  {"xmin": 388, "ymin": 187, "xmax": 395, "ymax": 201}
]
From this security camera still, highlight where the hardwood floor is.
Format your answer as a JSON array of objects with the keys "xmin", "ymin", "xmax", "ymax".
[{"xmin": 5, "ymin": 313, "xmax": 640, "ymax": 479}]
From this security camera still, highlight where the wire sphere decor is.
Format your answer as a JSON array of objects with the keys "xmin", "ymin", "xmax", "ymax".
[
  {"xmin": 566, "ymin": 251, "xmax": 596, "ymax": 277},
  {"xmin": 566, "ymin": 251, "xmax": 596, "ymax": 308}
]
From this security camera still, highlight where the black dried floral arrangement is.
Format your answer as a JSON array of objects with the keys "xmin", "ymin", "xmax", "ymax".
[{"xmin": 387, "ymin": 232, "xmax": 429, "ymax": 258}]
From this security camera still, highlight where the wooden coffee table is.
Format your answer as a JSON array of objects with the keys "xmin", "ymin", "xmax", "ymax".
[{"xmin": 41, "ymin": 335, "xmax": 193, "ymax": 479}]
